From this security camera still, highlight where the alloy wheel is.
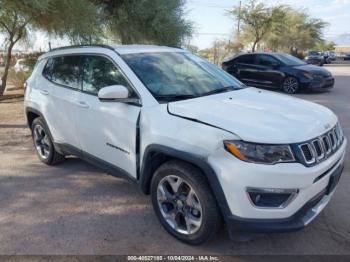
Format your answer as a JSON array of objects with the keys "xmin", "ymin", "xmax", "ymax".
[
  {"xmin": 157, "ymin": 175, "xmax": 202, "ymax": 235},
  {"xmin": 33, "ymin": 124, "xmax": 51, "ymax": 159},
  {"xmin": 283, "ymin": 77, "xmax": 299, "ymax": 94}
]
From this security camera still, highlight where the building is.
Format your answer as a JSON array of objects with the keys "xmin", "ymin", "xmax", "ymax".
[{"xmin": 335, "ymin": 46, "xmax": 350, "ymax": 53}]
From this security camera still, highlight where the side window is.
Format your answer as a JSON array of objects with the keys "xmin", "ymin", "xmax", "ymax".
[
  {"xmin": 42, "ymin": 58, "xmax": 54, "ymax": 80},
  {"xmin": 257, "ymin": 55, "xmax": 279, "ymax": 67},
  {"xmin": 235, "ymin": 55, "xmax": 256, "ymax": 65},
  {"xmin": 82, "ymin": 56, "xmax": 131, "ymax": 95},
  {"xmin": 51, "ymin": 56, "xmax": 81, "ymax": 90}
]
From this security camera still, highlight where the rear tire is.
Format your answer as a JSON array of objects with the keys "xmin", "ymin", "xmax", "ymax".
[
  {"xmin": 151, "ymin": 160, "xmax": 222, "ymax": 245},
  {"xmin": 31, "ymin": 117, "xmax": 65, "ymax": 165},
  {"xmin": 282, "ymin": 76, "xmax": 299, "ymax": 94}
]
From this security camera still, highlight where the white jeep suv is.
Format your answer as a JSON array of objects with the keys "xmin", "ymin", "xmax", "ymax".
[{"xmin": 24, "ymin": 45, "xmax": 347, "ymax": 244}]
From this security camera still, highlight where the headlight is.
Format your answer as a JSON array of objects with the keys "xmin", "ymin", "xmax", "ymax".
[
  {"xmin": 223, "ymin": 140, "xmax": 295, "ymax": 164},
  {"xmin": 301, "ymin": 72, "xmax": 314, "ymax": 79}
]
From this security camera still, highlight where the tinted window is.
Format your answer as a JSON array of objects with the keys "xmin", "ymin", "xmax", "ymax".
[
  {"xmin": 257, "ymin": 55, "xmax": 279, "ymax": 66},
  {"xmin": 51, "ymin": 56, "xmax": 81, "ymax": 89},
  {"xmin": 274, "ymin": 53, "xmax": 306, "ymax": 66},
  {"xmin": 42, "ymin": 59, "xmax": 54, "ymax": 80},
  {"xmin": 235, "ymin": 55, "xmax": 256, "ymax": 64},
  {"xmin": 82, "ymin": 56, "xmax": 130, "ymax": 95}
]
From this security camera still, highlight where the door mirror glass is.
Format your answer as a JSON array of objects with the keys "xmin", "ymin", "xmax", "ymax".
[{"xmin": 98, "ymin": 85, "xmax": 129, "ymax": 100}]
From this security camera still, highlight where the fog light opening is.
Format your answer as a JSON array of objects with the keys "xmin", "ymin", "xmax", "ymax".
[{"xmin": 247, "ymin": 188, "xmax": 298, "ymax": 209}]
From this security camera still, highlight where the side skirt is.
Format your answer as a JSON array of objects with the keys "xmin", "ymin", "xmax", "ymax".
[{"xmin": 54, "ymin": 142, "xmax": 137, "ymax": 184}]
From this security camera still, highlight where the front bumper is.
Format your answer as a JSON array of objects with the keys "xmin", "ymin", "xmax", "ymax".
[
  {"xmin": 208, "ymin": 138, "xmax": 347, "ymax": 234},
  {"xmin": 300, "ymin": 76, "xmax": 335, "ymax": 91},
  {"xmin": 226, "ymin": 163, "xmax": 343, "ymax": 234}
]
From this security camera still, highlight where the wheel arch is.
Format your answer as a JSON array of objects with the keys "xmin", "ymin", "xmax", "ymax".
[
  {"xmin": 139, "ymin": 144, "xmax": 232, "ymax": 218},
  {"xmin": 25, "ymin": 107, "xmax": 41, "ymax": 128},
  {"xmin": 25, "ymin": 107, "xmax": 56, "ymax": 147}
]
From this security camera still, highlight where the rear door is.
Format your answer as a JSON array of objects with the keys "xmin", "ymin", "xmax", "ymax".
[
  {"xmin": 40, "ymin": 56, "xmax": 81, "ymax": 148},
  {"xmin": 229, "ymin": 54, "xmax": 258, "ymax": 86},
  {"xmin": 72, "ymin": 54, "xmax": 141, "ymax": 178}
]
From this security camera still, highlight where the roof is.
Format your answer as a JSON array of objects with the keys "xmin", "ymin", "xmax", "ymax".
[
  {"xmin": 39, "ymin": 44, "xmax": 184, "ymax": 60},
  {"xmin": 112, "ymin": 44, "xmax": 184, "ymax": 54}
]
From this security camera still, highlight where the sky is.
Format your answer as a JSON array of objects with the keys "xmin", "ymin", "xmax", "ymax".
[
  {"xmin": 187, "ymin": 0, "xmax": 350, "ymax": 49},
  {"xmin": 1, "ymin": 0, "xmax": 350, "ymax": 51}
]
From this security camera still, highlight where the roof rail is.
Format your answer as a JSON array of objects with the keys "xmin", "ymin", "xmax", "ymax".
[{"xmin": 49, "ymin": 44, "xmax": 116, "ymax": 52}]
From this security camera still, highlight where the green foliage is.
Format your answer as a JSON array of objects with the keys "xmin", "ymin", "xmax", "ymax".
[
  {"xmin": 228, "ymin": 1, "xmax": 328, "ymax": 53},
  {"xmin": 1, "ymin": 0, "xmax": 102, "ymax": 44},
  {"xmin": 99, "ymin": 0, "xmax": 193, "ymax": 46},
  {"xmin": 315, "ymin": 41, "xmax": 336, "ymax": 51},
  {"xmin": 228, "ymin": 0, "xmax": 274, "ymax": 52},
  {"xmin": 266, "ymin": 6, "xmax": 328, "ymax": 52}
]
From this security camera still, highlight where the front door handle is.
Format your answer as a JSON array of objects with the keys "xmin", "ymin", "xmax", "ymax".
[
  {"xmin": 40, "ymin": 89, "xmax": 49, "ymax": 95},
  {"xmin": 75, "ymin": 100, "xmax": 90, "ymax": 109}
]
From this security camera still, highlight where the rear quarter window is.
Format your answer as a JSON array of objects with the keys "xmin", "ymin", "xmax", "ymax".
[{"xmin": 42, "ymin": 58, "xmax": 54, "ymax": 80}]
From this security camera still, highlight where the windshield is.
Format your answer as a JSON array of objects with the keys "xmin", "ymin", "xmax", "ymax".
[
  {"xmin": 308, "ymin": 51, "xmax": 321, "ymax": 56},
  {"xmin": 274, "ymin": 53, "xmax": 306, "ymax": 66},
  {"xmin": 122, "ymin": 52, "xmax": 245, "ymax": 102}
]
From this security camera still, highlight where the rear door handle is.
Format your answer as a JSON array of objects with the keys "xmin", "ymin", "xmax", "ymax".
[
  {"xmin": 75, "ymin": 100, "xmax": 90, "ymax": 109},
  {"xmin": 40, "ymin": 89, "xmax": 49, "ymax": 95}
]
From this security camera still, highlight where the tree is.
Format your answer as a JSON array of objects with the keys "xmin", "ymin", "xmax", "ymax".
[
  {"xmin": 265, "ymin": 7, "xmax": 328, "ymax": 53},
  {"xmin": 98, "ymin": 0, "xmax": 193, "ymax": 46},
  {"xmin": 0, "ymin": 4, "xmax": 29, "ymax": 96},
  {"xmin": 315, "ymin": 41, "xmax": 336, "ymax": 51},
  {"xmin": 228, "ymin": 0, "xmax": 274, "ymax": 52}
]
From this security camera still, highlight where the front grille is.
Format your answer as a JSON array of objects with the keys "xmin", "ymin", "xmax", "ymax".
[{"xmin": 297, "ymin": 123, "xmax": 344, "ymax": 166}]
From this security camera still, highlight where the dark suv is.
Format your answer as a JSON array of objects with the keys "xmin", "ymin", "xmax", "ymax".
[{"xmin": 222, "ymin": 52, "xmax": 334, "ymax": 94}]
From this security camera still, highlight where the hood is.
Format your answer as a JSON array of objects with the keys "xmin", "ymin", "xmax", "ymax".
[
  {"xmin": 168, "ymin": 88, "xmax": 337, "ymax": 144},
  {"xmin": 294, "ymin": 64, "xmax": 332, "ymax": 76}
]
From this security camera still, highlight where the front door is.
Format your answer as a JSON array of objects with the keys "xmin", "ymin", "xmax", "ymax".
[
  {"xmin": 255, "ymin": 54, "xmax": 285, "ymax": 88},
  {"xmin": 72, "ymin": 55, "xmax": 141, "ymax": 178}
]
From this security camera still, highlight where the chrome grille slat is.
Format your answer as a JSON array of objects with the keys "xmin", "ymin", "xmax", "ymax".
[
  {"xmin": 312, "ymin": 139, "xmax": 324, "ymax": 160},
  {"xmin": 298, "ymin": 123, "xmax": 344, "ymax": 166}
]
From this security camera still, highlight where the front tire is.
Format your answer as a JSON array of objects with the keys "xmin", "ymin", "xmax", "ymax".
[
  {"xmin": 31, "ymin": 117, "xmax": 65, "ymax": 165},
  {"xmin": 151, "ymin": 160, "xmax": 222, "ymax": 245},
  {"xmin": 282, "ymin": 76, "xmax": 299, "ymax": 94}
]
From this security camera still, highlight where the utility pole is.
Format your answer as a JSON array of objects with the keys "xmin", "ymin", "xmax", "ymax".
[{"xmin": 237, "ymin": 0, "xmax": 242, "ymax": 39}]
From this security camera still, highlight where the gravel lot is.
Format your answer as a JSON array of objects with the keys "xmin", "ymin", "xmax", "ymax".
[{"xmin": 0, "ymin": 64, "xmax": 349, "ymax": 255}]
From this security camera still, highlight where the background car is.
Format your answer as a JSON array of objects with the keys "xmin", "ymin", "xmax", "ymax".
[
  {"xmin": 222, "ymin": 52, "xmax": 334, "ymax": 94},
  {"xmin": 322, "ymin": 51, "xmax": 332, "ymax": 64},
  {"xmin": 14, "ymin": 58, "xmax": 30, "ymax": 73},
  {"xmin": 305, "ymin": 51, "xmax": 324, "ymax": 66},
  {"xmin": 344, "ymin": 53, "xmax": 350, "ymax": 61},
  {"xmin": 326, "ymin": 51, "xmax": 336, "ymax": 61}
]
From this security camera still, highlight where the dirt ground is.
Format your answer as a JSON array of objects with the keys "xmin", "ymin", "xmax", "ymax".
[{"xmin": 0, "ymin": 64, "xmax": 349, "ymax": 255}]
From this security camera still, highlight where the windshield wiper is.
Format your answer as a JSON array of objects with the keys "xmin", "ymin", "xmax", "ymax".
[
  {"xmin": 200, "ymin": 86, "xmax": 236, "ymax": 97},
  {"xmin": 154, "ymin": 94, "xmax": 197, "ymax": 102}
]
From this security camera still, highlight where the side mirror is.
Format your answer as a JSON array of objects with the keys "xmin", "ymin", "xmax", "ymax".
[{"xmin": 98, "ymin": 85, "xmax": 141, "ymax": 105}]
